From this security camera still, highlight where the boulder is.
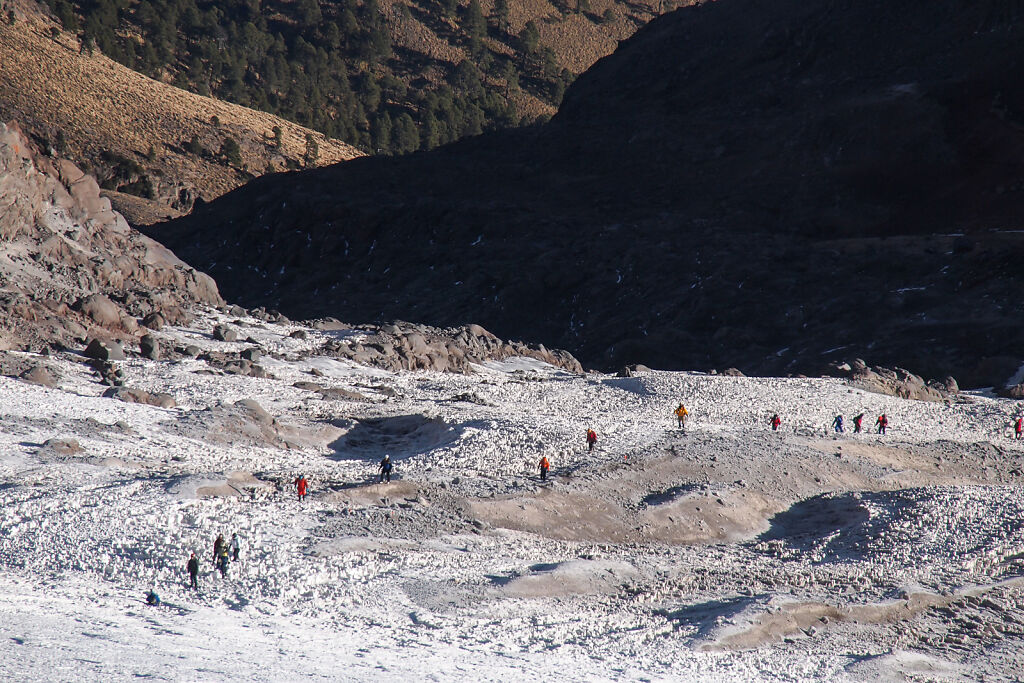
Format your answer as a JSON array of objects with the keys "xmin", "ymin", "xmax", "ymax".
[
  {"xmin": 249, "ymin": 364, "xmax": 271, "ymax": 379},
  {"xmin": 103, "ymin": 387, "xmax": 177, "ymax": 408},
  {"xmin": 289, "ymin": 330, "xmax": 308, "ymax": 340},
  {"xmin": 84, "ymin": 338, "xmax": 125, "ymax": 361},
  {"xmin": 293, "ymin": 381, "xmax": 322, "ymax": 391},
  {"xmin": 234, "ymin": 399, "xmax": 273, "ymax": 425},
  {"xmin": 240, "ymin": 347, "xmax": 262, "ymax": 362},
  {"xmin": 40, "ymin": 438, "xmax": 82, "ymax": 455},
  {"xmin": 140, "ymin": 334, "xmax": 160, "ymax": 360},
  {"xmin": 90, "ymin": 359, "xmax": 126, "ymax": 386},
  {"xmin": 75, "ymin": 294, "xmax": 122, "ymax": 328},
  {"xmin": 19, "ymin": 365, "xmax": 56, "ymax": 387},
  {"xmin": 213, "ymin": 324, "xmax": 238, "ymax": 342},
  {"xmin": 228, "ymin": 305, "xmax": 247, "ymax": 317},
  {"xmin": 141, "ymin": 312, "xmax": 165, "ymax": 330}
]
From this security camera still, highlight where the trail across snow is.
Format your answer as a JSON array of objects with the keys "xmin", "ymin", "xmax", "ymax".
[{"xmin": 1, "ymin": 308, "xmax": 1024, "ymax": 681}]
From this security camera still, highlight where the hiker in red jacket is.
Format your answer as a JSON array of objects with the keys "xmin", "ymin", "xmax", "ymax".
[
  {"xmin": 539, "ymin": 456, "xmax": 550, "ymax": 481},
  {"xmin": 876, "ymin": 414, "xmax": 888, "ymax": 435},
  {"xmin": 294, "ymin": 474, "xmax": 308, "ymax": 501},
  {"xmin": 770, "ymin": 414, "xmax": 781, "ymax": 431},
  {"xmin": 586, "ymin": 429, "xmax": 597, "ymax": 452},
  {"xmin": 1015, "ymin": 417, "xmax": 1022, "ymax": 440},
  {"xmin": 853, "ymin": 413, "xmax": 864, "ymax": 433}
]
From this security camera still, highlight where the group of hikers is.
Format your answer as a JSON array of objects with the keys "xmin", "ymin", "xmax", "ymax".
[
  {"xmin": 176, "ymin": 402, "xmax": 1024, "ymax": 591},
  {"xmin": 289, "ymin": 457, "xmax": 395, "ymax": 504},
  {"xmin": 829, "ymin": 412, "xmax": 888, "ymax": 434},
  {"xmin": 538, "ymin": 403, "xmax": 900, "ymax": 480},
  {"xmin": 185, "ymin": 532, "xmax": 241, "ymax": 592}
]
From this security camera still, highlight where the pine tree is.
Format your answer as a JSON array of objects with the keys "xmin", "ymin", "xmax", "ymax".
[
  {"xmin": 490, "ymin": 0, "xmax": 508, "ymax": 31},
  {"xmin": 463, "ymin": 0, "xmax": 485, "ymax": 52},
  {"xmin": 303, "ymin": 133, "xmax": 319, "ymax": 167}
]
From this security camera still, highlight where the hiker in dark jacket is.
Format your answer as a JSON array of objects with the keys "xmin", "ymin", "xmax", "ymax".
[
  {"xmin": 213, "ymin": 534, "xmax": 225, "ymax": 564},
  {"xmin": 379, "ymin": 455, "xmax": 393, "ymax": 483},
  {"xmin": 853, "ymin": 413, "xmax": 864, "ymax": 433},
  {"xmin": 187, "ymin": 552, "xmax": 199, "ymax": 591},
  {"xmin": 832, "ymin": 415, "xmax": 844, "ymax": 433}
]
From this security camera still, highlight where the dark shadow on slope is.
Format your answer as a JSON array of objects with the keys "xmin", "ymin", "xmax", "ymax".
[
  {"xmin": 328, "ymin": 414, "xmax": 470, "ymax": 461},
  {"xmin": 654, "ymin": 595, "xmax": 761, "ymax": 640}
]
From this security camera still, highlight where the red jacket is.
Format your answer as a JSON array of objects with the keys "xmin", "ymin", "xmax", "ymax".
[
  {"xmin": 295, "ymin": 477, "xmax": 308, "ymax": 495},
  {"xmin": 586, "ymin": 430, "xmax": 597, "ymax": 443}
]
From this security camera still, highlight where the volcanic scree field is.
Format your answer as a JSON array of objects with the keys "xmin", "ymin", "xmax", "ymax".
[{"xmin": 1, "ymin": 309, "xmax": 1023, "ymax": 681}]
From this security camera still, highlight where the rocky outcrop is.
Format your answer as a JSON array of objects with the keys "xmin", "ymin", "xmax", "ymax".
[
  {"xmin": 998, "ymin": 385, "xmax": 1024, "ymax": 400},
  {"xmin": 318, "ymin": 321, "xmax": 583, "ymax": 374},
  {"xmin": 828, "ymin": 359, "xmax": 958, "ymax": 402},
  {"xmin": 103, "ymin": 386, "xmax": 177, "ymax": 409},
  {"xmin": 0, "ymin": 121, "xmax": 222, "ymax": 354}
]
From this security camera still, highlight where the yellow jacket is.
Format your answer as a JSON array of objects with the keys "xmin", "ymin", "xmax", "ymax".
[{"xmin": 675, "ymin": 405, "xmax": 688, "ymax": 417}]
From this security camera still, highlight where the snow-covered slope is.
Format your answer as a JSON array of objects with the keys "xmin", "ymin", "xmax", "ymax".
[{"xmin": 1, "ymin": 307, "xmax": 1024, "ymax": 681}]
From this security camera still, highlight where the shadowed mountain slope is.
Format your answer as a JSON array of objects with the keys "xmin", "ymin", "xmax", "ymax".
[{"xmin": 149, "ymin": 0, "xmax": 1024, "ymax": 386}]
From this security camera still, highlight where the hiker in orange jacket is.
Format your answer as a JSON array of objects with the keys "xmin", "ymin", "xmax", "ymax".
[
  {"xmin": 539, "ymin": 456, "xmax": 550, "ymax": 481},
  {"xmin": 675, "ymin": 404, "xmax": 689, "ymax": 430},
  {"xmin": 294, "ymin": 474, "xmax": 308, "ymax": 501}
]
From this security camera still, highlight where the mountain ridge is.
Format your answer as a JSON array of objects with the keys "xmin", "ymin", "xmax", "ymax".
[{"xmin": 149, "ymin": 0, "xmax": 1024, "ymax": 387}]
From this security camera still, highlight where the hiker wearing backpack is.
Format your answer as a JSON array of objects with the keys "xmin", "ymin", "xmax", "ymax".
[
  {"xmin": 853, "ymin": 413, "xmax": 864, "ymax": 433},
  {"xmin": 832, "ymin": 415, "xmax": 844, "ymax": 433},
  {"xmin": 770, "ymin": 414, "xmax": 781, "ymax": 431},
  {"xmin": 876, "ymin": 413, "xmax": 888, "ymax": 435},
  {"xmin": 675, "ymin": 404, "xmax": 689, "ymax": 430},
  {"xmin": 539, "ymin": 456, "xmax": 550, "ymax": 481},
  {"xmin": 586, "ymin": 429, "xmax": 597, "ymax": 452},
  {"xmin": 379, "ymin": 455, "xmax": 393, "ymax": 483}
]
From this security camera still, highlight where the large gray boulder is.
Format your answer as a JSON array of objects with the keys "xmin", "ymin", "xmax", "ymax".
[
  {"xmin": 75, "ymin": 294, "xmax": 122, "ymax": 328},
  {"xmin": 213, "ymin": 324, "xmax": 238, "ymax": 342},
  {"xmin": 84, "ymin": 338, "xmax": 126, "ymax": 362},
  {"xmin": 140, "ymin": 334, "xmax": 160, "ymax": 360}
]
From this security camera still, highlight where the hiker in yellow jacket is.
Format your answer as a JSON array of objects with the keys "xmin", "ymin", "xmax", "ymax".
[{"xmin": 675, "ymin": 403, "xmax": 689, "ymax": 430}]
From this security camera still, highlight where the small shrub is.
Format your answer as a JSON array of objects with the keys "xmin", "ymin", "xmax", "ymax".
[{"xmin": 219, "ymin": 136, "xmax": 242, "ymax": 167}]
